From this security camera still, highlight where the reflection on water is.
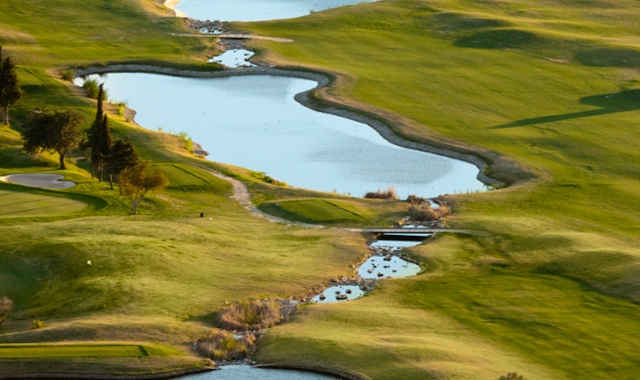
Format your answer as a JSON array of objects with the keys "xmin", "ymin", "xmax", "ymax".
[
  {"xmin": 182, "ymin": 365, "xmax": 338, "ymax": 379},
  {"xmin": 76, "ymin": 73, "xmax": 484, "ymax": 198},
  {"xmin": 176, "ymin": 0, "xmax": 376, "ymax": 22},
  {"xmin": 209, "ymin": 49, "xmax": 254, "ymax": 68}
]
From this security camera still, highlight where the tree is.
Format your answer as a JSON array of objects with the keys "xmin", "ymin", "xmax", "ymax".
[
  {"xmin": 105, "ymin": 138, "xmax": 140, "ymax": 193},
  {"xmin": 0, "ymin": 46, "xmax": 25, "ymax": 125},
  {"xmin": 87, "ymin": 84, "xmax": 111, "ymax": 181},
  {"xmin": 22, "ymin": 109, "xmax": 86, "ymax": 170},
  {"xmin": 0, "ymin": 295, "xmax": 14, "ymax": 326},
  {"xmin": 119, "ymin": 161, "xmax": 169, "ymax": 215}
]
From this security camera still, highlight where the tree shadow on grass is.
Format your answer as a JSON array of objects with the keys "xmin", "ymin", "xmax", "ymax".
[{"xmin": 491, "ymin": 90, "xmax": 640, "ymax": 129}]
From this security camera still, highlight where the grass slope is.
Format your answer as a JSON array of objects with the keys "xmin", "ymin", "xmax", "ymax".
[
  {"xmin": 237, "ymin": 0, "xmax": 640, "ymax": 377},
  {"xmin": 0, "ymin": 189, "xmax": 88, "ymax": 217},
  {"xmin": 0, "ymin": 0, "xmax": 639, "ymax": 378}
]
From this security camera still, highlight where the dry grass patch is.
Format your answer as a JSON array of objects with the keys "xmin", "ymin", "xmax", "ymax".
[
  {"xmin": 216, "ymin": 299, "xmax": 283, "ymax": 332},
  {"xmin": 195, "ymin": 329, "xmax": 255, "ymax": 361}
]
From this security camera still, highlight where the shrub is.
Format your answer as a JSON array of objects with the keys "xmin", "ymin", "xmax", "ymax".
[
  {"xmin": 408, "ymin": 202, "xmax": 451, "ymax": 221},
  {"xmin": 0, "ymin": 296, "xmax": 14, "ymax": 325},
  {"xmin": 30, "ymin": 319, "xmax": 45, "ymax": 329},
  {"xmin": 250, "ymin": 171, "xmax": 287, "ymax": 187},
  {"xmin": 82, "ymin": 79, "xmax": 107, "ymax": 100},
  {"xmin": 195, "ymin": 329, "xmax": 256, "ymax": 361},
  {"xmin": 364, "ymin": 186, "xmax": 398, "ymax": 199},
  {"xmin": 406, "ymin": 194, "xmax": 427, "ymax": 204},
  {"xmin": 216, "ymin": 299, "xmax": 282, "ymax": 331},
  {"xmin": 115, "ymin": 101, "xmax": 128, "ymax": 117},
  {"xmin": 60, "ymin": 69, "xmax": 75, "ymax": 82}
]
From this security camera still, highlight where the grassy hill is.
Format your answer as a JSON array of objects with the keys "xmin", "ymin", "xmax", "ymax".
[
  {"xmin": 241, "ymin": 0, "xmax": 640, "ymax": 378},
  {"xmin": 1, "ymin": 0, "xmax": 640, "ymax": 379}
]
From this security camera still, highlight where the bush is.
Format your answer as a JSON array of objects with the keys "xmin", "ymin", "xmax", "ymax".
[
  {"xmin": 250, "ymin": 171, "xmax": 287, "ymax": 187},
  {"xmin": 0, "ymin": 296, "xmax": 14, "ymax": 325},
  {"xmin": 115, "ymin": 101, "xmax": 128, "ymax": 117},
  {"xmin": 195, "ymin": 329, "xmax": 256, "ymax": 361},
  {"xmin": 82, "ymin": 79, "xmax": 107, "ymax": 100},
  {"xmin": 30, "ymin": 319, "xmax": 45, "ymax": 329},
  {"xmin": 216, "ymin": 299, "xmax": 282, "ymax": 331},
  {"xmin": 364, "ymin": 186, "xmax": 398, "ymax": 199},
  {"xmin": 406, "ymin": 194, "xmax": 427, "ymax": 204},
  {"xmin": 408, "ymin": 202, "xmax": 451, "ymax": 221},
  {"xmin": 60, "ymin": 68, "xmax": 75, "ymax": 82}
]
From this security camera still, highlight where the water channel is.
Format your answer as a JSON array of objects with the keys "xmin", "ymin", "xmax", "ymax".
[
  {"xmin": 79, "ymin": 2, "xmax": 484, "ymax": 378},
  {"xmin": 174, "ymin": 0, "xmax": 376, "ymax": 22}
]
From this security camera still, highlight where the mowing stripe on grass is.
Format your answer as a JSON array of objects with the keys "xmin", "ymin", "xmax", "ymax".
[
  {"xmin": 0, "ymin": 189, "xmax": 87, "ymax": 217},
  {"xmin": 0, "ymin": 344, "xmax": 147, "ymax": 359}
]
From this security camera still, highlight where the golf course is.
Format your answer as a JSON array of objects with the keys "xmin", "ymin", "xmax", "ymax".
[{"xmin": 0, "ymin": 0, "xmax": 639, "ymax": 379}]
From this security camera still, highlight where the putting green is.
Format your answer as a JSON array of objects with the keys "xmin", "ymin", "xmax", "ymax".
[{"xmin": 0, "ymin": 189, "xmax": 87, "ymax": 217}]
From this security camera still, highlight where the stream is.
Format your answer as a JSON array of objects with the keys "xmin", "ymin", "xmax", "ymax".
[{"xmin": 76, "ymin": 1, "xmax": 482, "ymax": 378}]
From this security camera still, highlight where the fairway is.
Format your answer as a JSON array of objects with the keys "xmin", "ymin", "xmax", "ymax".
[
  {"xmin": 0, "ymin": 189, "xmax": 87, "ymax": 217},
  {"xmin": 1, "ymin": 0, "xmax": 640, "ymax": 378},
  {"xmin": 0, "ymin": 344, "xmax": 161, "ymax": 359},
  {"xmin": 269, "ymin": 199, "xmax": 366, "ymax": 223}
]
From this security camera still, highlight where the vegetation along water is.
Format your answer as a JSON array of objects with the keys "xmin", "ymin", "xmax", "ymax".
[{"xmin": 1, "ymin": 0, "xmax": 640, "ymax": 379}]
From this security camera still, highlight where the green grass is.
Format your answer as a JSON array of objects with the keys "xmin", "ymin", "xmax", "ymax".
[
  {"xmin": 265, "ymin": 199, "xmax": 368, "ymax": 223},
  {"xmin": 0, "ymin": 344, "xmax": 179, "ymax": 359},
  {"xmin": 0, "ymin": 0, "xmax": 216, "ymax": 68},
  {"xmin": 1, "ymin": 0, "xmax": 640, "ymax": 378},
  {"xmin": 0, "ymin": 189, "xmax": 88, "ymax": 217}
]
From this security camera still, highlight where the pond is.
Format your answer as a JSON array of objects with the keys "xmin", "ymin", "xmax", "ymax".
[
  {"xmin": 182, "ymin": 365, "xmax": 338, "ymax": 379},
  {"xmin": 76, "ymin": 73, "xmax": 485, "ymax": 199},
  {"xmin": 312, "ymin": 285, "xmax": 365, "ymax": 303},
  {"xmin": 174, "ymin": 0, "xmax": 376, "ymax": 22},
  {"xmin": 357, "ymin": 255, "xmax": 421, "ymax": 279}
]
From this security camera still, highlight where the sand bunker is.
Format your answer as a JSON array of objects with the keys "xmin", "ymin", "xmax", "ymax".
[{"xmin": 0, "ymin": 174, "xmax": 76, "ymax": 189}]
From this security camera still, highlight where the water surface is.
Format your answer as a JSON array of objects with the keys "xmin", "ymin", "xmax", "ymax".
[
  {"xmin": 77, "ymin": 73, "xmax": 484, "ymax": 198},
  {"xmin": 182, "ymin": 365, "xmax": 337, "ymax": 379},
  {"xmin": 312, "ymin": 285, "xmax": 365, "ymax": 303},
  {"xmin": 176, "ymin": 0, "xmax": 375, "ymax": 22},
  {"xmin": 357, "ymin": 255, "xmax": 421, "ymax": 279}
]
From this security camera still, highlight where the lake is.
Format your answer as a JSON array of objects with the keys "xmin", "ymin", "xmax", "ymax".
[
  {"xmin": 175, "ymin": 0, "xmax": 376, "ymax": 22},
  {"xmin": 77, "ymin": 73, "xmax": 485, "ymax": 199}
]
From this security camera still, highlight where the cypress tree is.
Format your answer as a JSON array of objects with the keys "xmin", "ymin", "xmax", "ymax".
[
  {"xmin": 0, "ymin": 47, "xmax": 25, "ymax": 126},
  {"xmin": 89, "ymin": 83, "xmax": 111, "ymax": 180},
  {"xmin": 97, "ymin": 113, "xmax": 112, "ymax": 182}
]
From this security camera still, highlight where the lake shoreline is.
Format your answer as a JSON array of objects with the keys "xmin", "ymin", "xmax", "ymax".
[{"xmin": 74, "ymin": 63, "xmax": 528, "ymax": 189}]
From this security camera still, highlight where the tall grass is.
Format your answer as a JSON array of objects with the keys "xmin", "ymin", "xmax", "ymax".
[
  {"xmin": 216, "ymin": 299, "xmax": 283, "ymax": 331},
  {"xmin": 81, "ymin": 79, "xmax": 107, "ymax": 100},
  {"xmin": 364, "ymin": 186, "xmax": 397, "ymax": 200},
  {"xmin": 195, "ymin": 329, "xmax": 255, "ymax": 361}
]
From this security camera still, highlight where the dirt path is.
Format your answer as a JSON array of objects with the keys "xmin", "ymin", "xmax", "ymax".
[{"xmin": 204, "ymin": 169, "xmax": 323, "ymax": 228}]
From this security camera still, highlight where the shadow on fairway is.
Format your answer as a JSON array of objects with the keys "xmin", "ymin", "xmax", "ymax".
[{"xmin": 491, "ymin": 90, "xmax": 640, "ymax": 129}]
